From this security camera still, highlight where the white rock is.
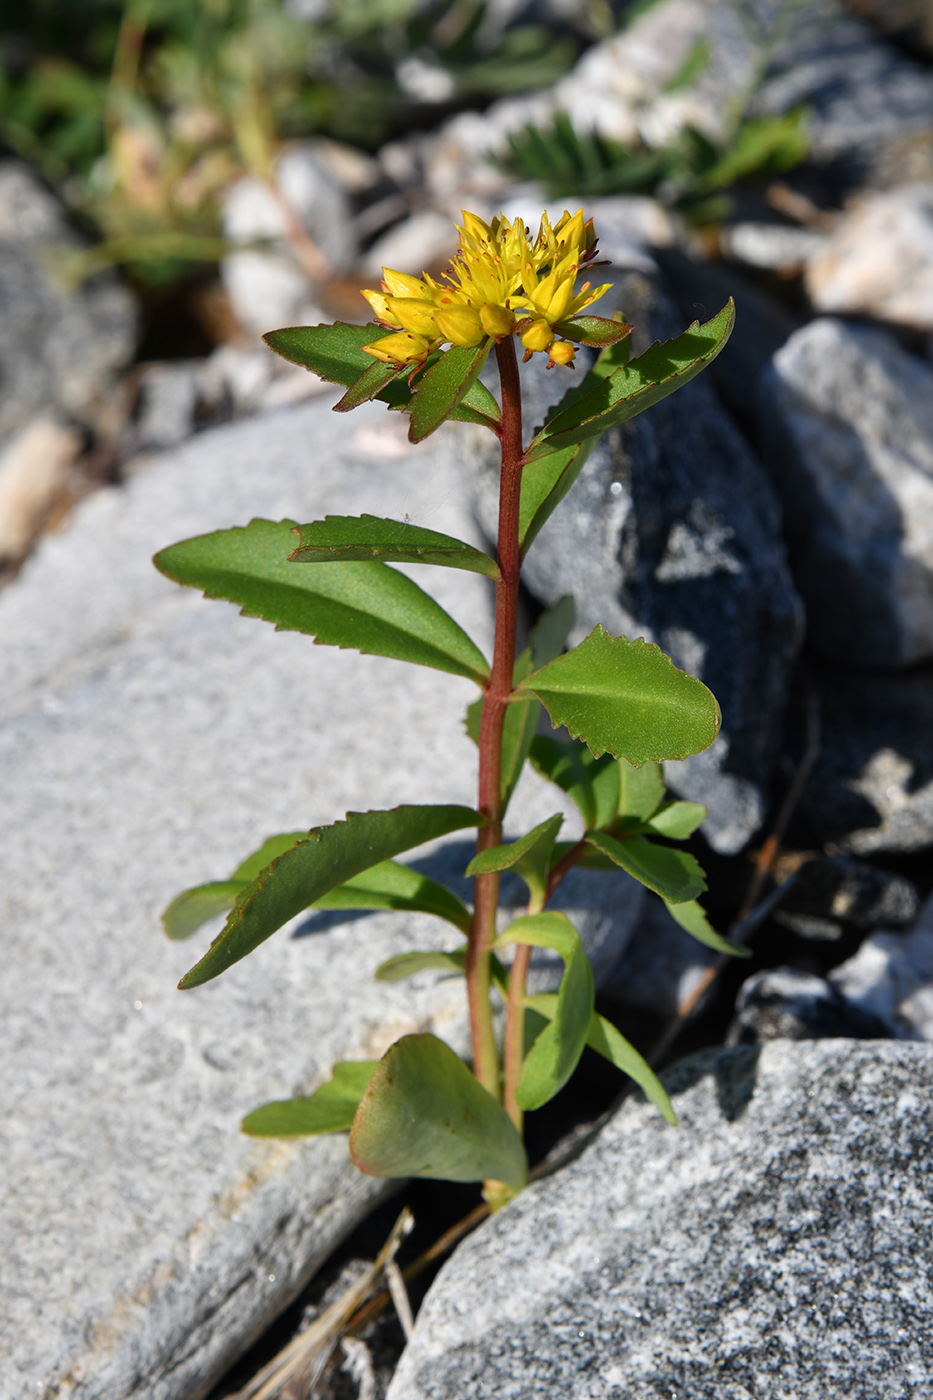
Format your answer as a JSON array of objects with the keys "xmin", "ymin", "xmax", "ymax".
[
  {"xmin": 0, "ymin": 391, "xmax": 643, "ymax": 1397},
  {"xmin": 722, "ymin": 221, "xmax": 828, "ymax": 273},
  {"xmin": 0, "ymin": 414, "xmax": 81, "ymax": 564},
  {"xmin": 362, "ymin": 210, "xmax": 458, "ymax": 278},
  {"xmin": 806, "ymin": 183, "xmax": 933, "ymax": 330},
  {"xmin": 831, "ymin": 892, "xmax": 933, "ymax": 1040}
]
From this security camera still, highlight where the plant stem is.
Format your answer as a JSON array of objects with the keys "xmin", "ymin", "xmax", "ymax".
[{"xmin": 467, "ymin": 334, "xmax": 524, "ymax": 1103}]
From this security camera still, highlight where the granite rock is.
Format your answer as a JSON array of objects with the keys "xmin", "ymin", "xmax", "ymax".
[
  {"xmin": 772, "ymin": 852, "xmax": 920, "ymax": 941},
  {"xmin": 387, "ymin": 1039, "xmax": 933, "ymax": 1400},
  {"xmin": 727, "ymin": 966, "xmax": 891, "ymax": 1044},
  {"xmin": 805, "ymin": 183, "xmax": 933, "ymax": 330},
  {"xmin": 760, "ymin": 317, "xmax": 933, "ymax": 668},
  {"xmin": 0, "ymin": 160, "xmax": 137, "ymax": 449},
  {"xmin": 468, "ymin": 265, "xmax": 804, "ymax": 854},
  {"xmin": 0, "ymin": 395, "xmax": 620, "ymax": 1399},
  {"xmin": 796, "ymin": 661, "xmax": 933, "ymax": 855},
  {"xmin": 831, "ymin": 892, "xmax": 933, "ymax": 1040}
]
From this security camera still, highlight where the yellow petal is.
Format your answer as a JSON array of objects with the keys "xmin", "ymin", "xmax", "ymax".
[
  {"xmin": 363, "ymin": 331, "xmax": 431, "ymax": 364},
  {"xmin": 480, "ymin": 302, "xmax": 513, "ymax": 337},
  {"xmin": 548, "ymin": 340, "xmax": 576, "ymax": 366},
  {"xmin": 434, "ymin": 302, "xmax": 485, "ymax": 347},
  {"xmin": 381, "ymin": 268, "xmax": 432, "ymax": 299},
  {"xmin": 361, "ymin": 288, "xmax": 400, "ymax": 327},
  {"xmin": 520, "ymin": 317, "xmax": 553, "ymax": 353},
  {"xmin": 388, "ymin": 297, "xmax": 441, "ymax": 337}
]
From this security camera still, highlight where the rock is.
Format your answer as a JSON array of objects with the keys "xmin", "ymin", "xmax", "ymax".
[
  {"xmin": 772, "ymin": 852, "xmax": 920, "ymax": 941},
  {"xmin": 796, "ymin": 662, "xmax": 933, "ymax": 855},
  {"xmin": 387, "ymin": 1039, "xmax": 933, "ymax": 1400},
  {"xmin": 0, "ymin": 394, "xmax": 622, "ymax": 1398},
  {"xmin": 805, "ymin": 183, "xmax": 933, "ymax": 330},
  {"xmin": 831, "ymin": 893, "xmax": 933, "ymax": 1039},
  {"xmin": 760, "ymin": 317, "xmax": 933, "ymax": 668},
  {"xmin": 132, "ymin": 361, "xmax": 203, "ymax": 452},
  {"xmin": 599, "ymin": 891, "xmax": 717, "ymax": 1022},
  {"xmin": 362, "ymin": 210, "xmax": 459, "ymax": 279},
  {"xmin": 222, "ymin": 142, "xmax": 355, "ymax": 340},
  {"xmin": 758, "ymin": 15, "xmax": 933, "ymax": 187},
  {"xmin": 0, "ymin": 161, "xmax": 137, "ymax": 449},
  {"xmin": 468, "ymin": 264, "xmax": 804, "ymax": 854},
  {"xmin": 727, "ymin": 966, "xmax": 891, "ymax": 1044},
  {"xmin": 0, "ymin": 415, "xmax": 81, "ymax": 565},
  {"xmin": 846, "ymin": 0, "xmax": 933, "ymax": 58},
  {"xmin": 721, "ymin": 220, "xmax": 828, "ymax": 273}
]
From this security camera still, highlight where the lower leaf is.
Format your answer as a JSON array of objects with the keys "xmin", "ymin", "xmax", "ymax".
[
  {"xmin": 349, "ymin": 1034, "xmax": 528, "ymax": 1187},
  {"xmin": 242, "ymin": 1061, "xmax": 377, "ymax": 1137},
  {"xmin": 666, "ymin": 898, "xmax": 750, "ymax": 957}
]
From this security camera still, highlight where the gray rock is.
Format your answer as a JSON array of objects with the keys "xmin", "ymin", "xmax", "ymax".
[
  {"xmin": 798, "ymin": 661, "xmax": 933, "ymax": 855},
  {"xmin": 727, "ymin": 966, "xmax": 891, "ymax": 1044},
  {"xmin": 760, "ymin": 317, "xmax": 933, "ymax": 668},
  {"xmin": 387, "ymin": 1039, "xmax": 933, "ymax": 1400},
  {"xmin": 831, "ymin": 892, "xmax": 933, "ymax": 1040},
  {"xmin": 0, "ymin": 395, "xmax": 617, "ymax": 1399},
  {"xmin": 468, "ymin": 266, "xmax": 804, "ymax": 854},
  {"xmin": 772, "ymin": 852, "xmax": 920, "ymax": 941},
  {"xmin": 222, "ymin": 141, "xmax": 355, "ymax": 339},
  {"xmin": 599, "ymin": 891, "xmax": 716, "ymax": 1022},
  {"xmin": 805, "ymin": 184, "xmax": 933, "ymax": 331},
  {"xmin": 721, "ymin": 220, "xmax": 828, "ymax": 273},
  {"xmin": 0, "ymin": 161, "xmax": 137, "ymax": 449},
  {"xmin": 758, "ymin": 16, "xmax": 933, "ymax": 184}
]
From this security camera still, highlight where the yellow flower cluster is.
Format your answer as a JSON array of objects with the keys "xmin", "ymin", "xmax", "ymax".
[{"xmin": 361, "ymin": 209, "xmax": 607, "ymax": 370}]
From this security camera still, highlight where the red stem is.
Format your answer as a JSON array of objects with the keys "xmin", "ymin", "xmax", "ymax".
[{"xmin": 466, "ymin": 335, "xmax": 524, "ymax": 1101}]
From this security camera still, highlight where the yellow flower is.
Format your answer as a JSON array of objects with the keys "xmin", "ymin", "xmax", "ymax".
[{"xmin": 361, "ymin": 209, "xmax": 609, "ymax": 369}]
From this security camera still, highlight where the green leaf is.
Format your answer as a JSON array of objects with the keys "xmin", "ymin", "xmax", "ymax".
[
  {"xmin": 526, "ymin": 995, "xmax": 676, "ymax": 1125},
  {"xmin": 312, "ymin": 859, "xmax": 471, "ymax": 934},
  {"xmin": 587, "ymin": 830, "xmax": 706, "ymax": 904},
  {"xmin": 349, "ymin": 1034, "xmax": 528, "ymax": 1187},
  {"xmin": 528, "ymin": 735, "xmax": 594, "ymax": 828},
  {"xmin": 530, "ymin": 594, "xmax": 575, "ymax": 668},
  {"xmin": 154, "ymin": 518, "xmax": 490, "ymax": 684},
  {"xmin": 665, "ymin": 898, "xmax": 750, "ymax": 957},
  {"xmin": 517, "ymin": 624, "xmax": 720, "ymax": 763},
  {"xmin": 646, "ymin": 800, "xmax": 706, "ymax": 840},
  {"xmin": 524, "ymin": 302, "xmax": 735, "ymax": 461},
  {"xmin": 467, "ymin": 813, "xmax": 563, "ymax": 908},
  {"xmin": 333, "ymin": 357, "xmax": 406, "ymax": 412},
  {"xmin": 178, "ymin": 805, "xmax": 482, "ymax": 989},
  {"xmin": 465, "ymin": 649, "xmax": 539, "ymax": 811},
  {"xmin": 374, "ymin": 948, "xmax": 511, "ymax": 994},
  {"xmin": 263, "ymin": 322, "xmax": 395, "ymax": 385},
  {"xmin": 518, "ymin": 438, "xmax": 596, "ymax": 556},
  {"xmin": 588, "ymin": 750, "xmax": 622, "ymax": 830},
  {"xmin": 262, "ymin": 323, "xmax": 501, "ymax": 431},
  {"xmin": 289, "ymin": 514, "xmax": 498, "ymax": 580},
  {"xmin": 242, "ymin": 1061, "xmax": 377, "ymax": 1137},
  {"xmin": 495, "ymin": 912, "xmax": 594, "ymax": 1110},
  {"xmin": 617, "ymin": 759, "xmax": 665, "ymax": 823},
  {"xmin": 162, "ymin": 832, "xmax": 307, "ymax": 940},
  {"xmin": 552, "ymin": 314, "xmax": 633, "ymax": 347},
  {"xmin": 408, "ymin": 342, "xmax": 491, "ymax": 443}
]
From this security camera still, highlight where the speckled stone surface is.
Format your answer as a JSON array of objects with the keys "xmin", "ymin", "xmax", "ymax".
[
  {"xmin": 0, "ymin": 393, "xmax": 638, "ymax": 1400},
  {"xmin": 387, "ymin": 1040, "xmax": 933, "ymax": 1400}
]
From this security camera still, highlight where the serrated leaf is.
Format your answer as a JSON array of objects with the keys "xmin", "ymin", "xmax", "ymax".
[
  {"xmin": 178, "ymin": 805, "xmax": 481, "ymax": 989},
  {"xmin": 530, "ymin": 594, "xmax": 575, "ymax": 668},
  {"xmin": 154, "ymin": 518, "xmax": 489, "ymax": 683},
  {"xmin": 617, "ymin": 758, "xmax": 665, "ymax": 823},
  {"xmin": 349, "ymin": 1034, "xmax": 528, "ymax": 1187},
  {"xmin": 162, "ymin": 832, "xmax": 307, "ymax": 940},
  {"xmin": 242, "ymin": 1061, "xmax": 377, "ymax": 1137},
  {"xmin": 588, "ymin": 830, "xmax": 706, "ymax": 904},
  {"xmin": 495, "ymin": 912, "xmax": 594, "ymax": 1111},
  {"xmin": 465, "ymin": 649, "xmax": 539, "ymax": 811},
  {"xmin": 646, "ymin": 800, "xmax": 706, "ymax": 840},
  {"xmin": 666, "ymin": 898, "xmax": 750, "ymax": 957},
  {"xmin": 552, "ymin": 314, "xmax": 633, "ymax": 347},
  {"xmin": 517, "ymin": 624, "xmax": 720, "ymax": 764},
  {"xmin": 333, "ymin": 357, "xmax": 406, "ymax": 412},
  {"xmin": 289, "ymin": 514, "xmax": 498, "ymax": 579},
  {"xmin": 518, "ymin": 438, "xmax": 596, "ymax": 556},
  {"xmin": 312, "ymin": 859, "xmax": 471, "ymax": 934},
  {"xmin": 374, "ymin": 948, "xmax": 510, "ymax": 994},
  {"xmin": 467, "ymin": 813, "xmax": 563, "ymax": 908},
  {"xmin": 524, "ymin": 301, "xmax": 735, "ymax": 461},
  {"xmin": 408, "ymin": 342, "xmax": 491, "ymax": 443},
  {"xmin": 262, "ymin": 323, "xmax": 501, "ymax": 431},
  {"xmin": 526, "ymin": 995, "xmax": 676, "ymax": 1125}
]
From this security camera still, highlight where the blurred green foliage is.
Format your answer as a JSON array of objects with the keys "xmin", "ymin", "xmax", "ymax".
[{"xmin": 0, "ymin": 0, "xmax": 588, "ymax": 283}]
